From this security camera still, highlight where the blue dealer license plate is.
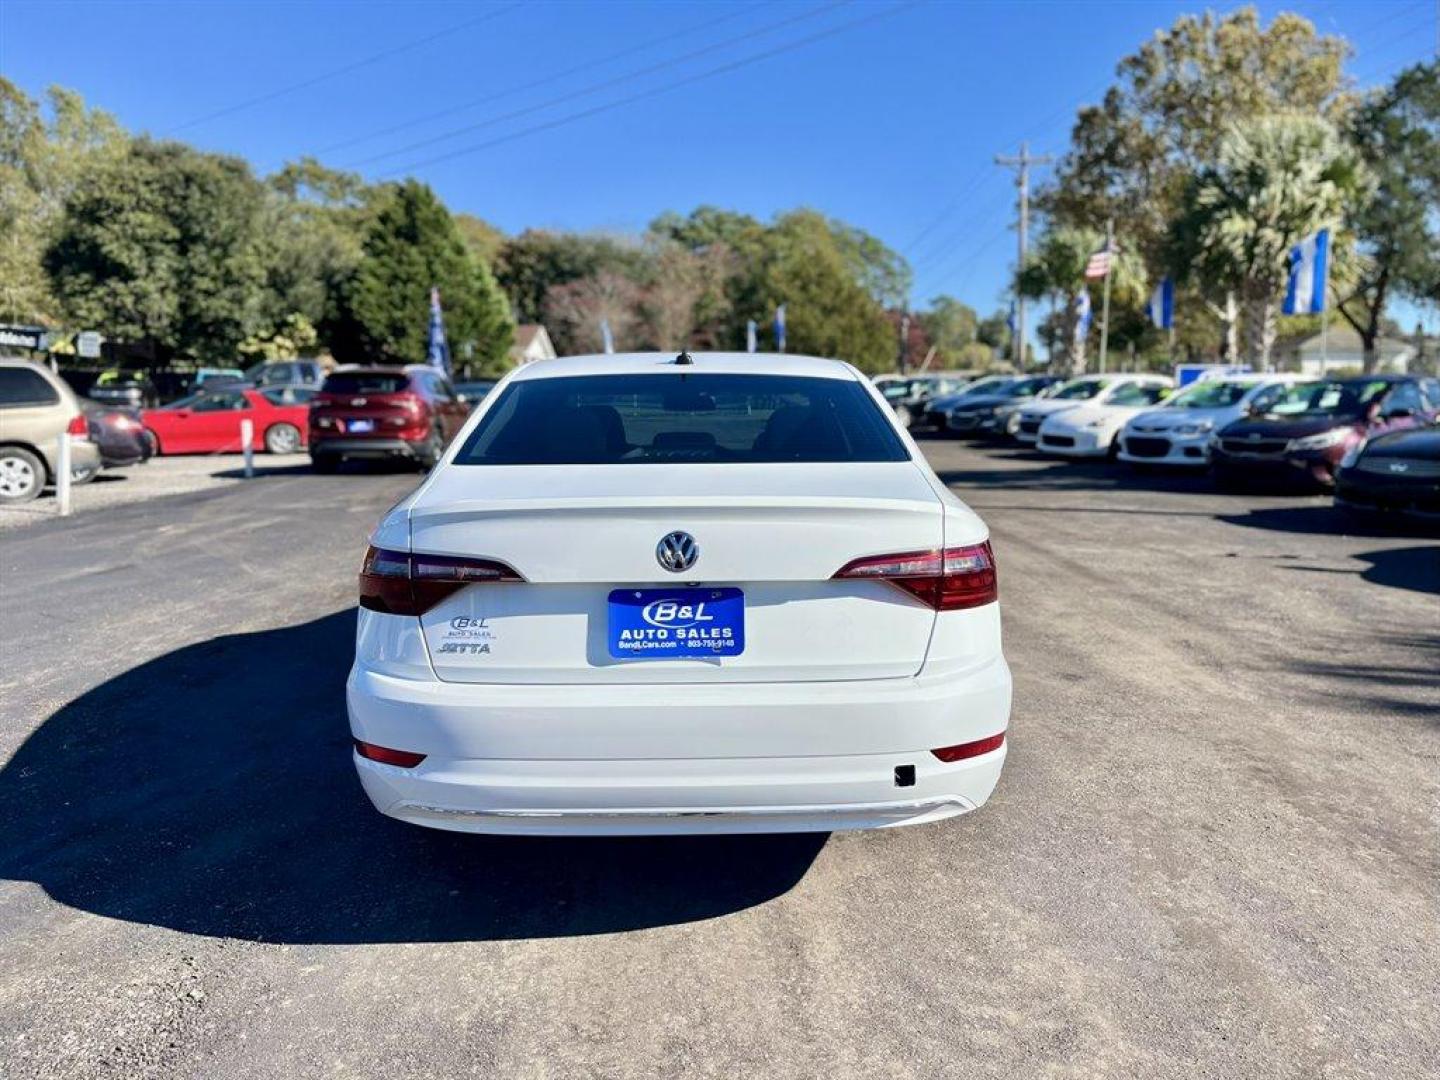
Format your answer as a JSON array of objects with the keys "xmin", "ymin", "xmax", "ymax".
[
  {"xmin": 346, "ymin": 418, "xmax": 375, "ymax": 433},
  {"xmin": 607, "ymin": 588, "xmax": 744, "ymax": 660}
]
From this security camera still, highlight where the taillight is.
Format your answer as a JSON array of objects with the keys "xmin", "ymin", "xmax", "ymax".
[
  {"xmin": 67, "ymin": 413, "xmax": 89, "ymax": 437},
  {"xmin": 931, "ymin": 731, "xmax": 1006, "ymax": 762},
  {"xmin": 359, "ymin": 545, "xmax": 522, "ymax": 616},
  {"xmin": 833, "ymin": 540, "xmax": 997, "ymax": 610},
  {"xmin": 353, "ymin": 739, "xmax": 426, "ymax": 768}
]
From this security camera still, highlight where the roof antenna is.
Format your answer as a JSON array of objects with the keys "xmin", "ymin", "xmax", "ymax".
[{"xmin": 674, "ymin": 350, "xmax": 694, "ymax": 365}]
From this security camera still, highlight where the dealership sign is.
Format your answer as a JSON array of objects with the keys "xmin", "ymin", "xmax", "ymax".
[{"xmin": 0, "ymin": 325, "xmax": 49, "ymax": 352}]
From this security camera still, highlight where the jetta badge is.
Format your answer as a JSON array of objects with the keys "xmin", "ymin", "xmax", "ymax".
[
  {"xmin": 1388, "ymin": 462, "xmax": 1409, "ymax": 473},
  {"xmin": 656, "ymin": 531, "xmax": 699, "ymax": 573}
]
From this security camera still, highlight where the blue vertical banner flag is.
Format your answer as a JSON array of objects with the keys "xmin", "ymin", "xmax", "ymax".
[
  {"xmin": 1146, "ymin": 276, "xmax": 1175, "ymax": 330},
  {"xmin": 745, "ymin": 319, "xmax": 757, "ymax": 353},
  {"xmin": 774, "ymin": 304, "xmax": 786, "ymax": 352},
  {"xmin": 426, "ymin": 286, "xmax": 450, "ymax": 373},
  {"xmin": 600, "ymin": 318, "xmax": 615, "ymax": 354},
  {"xmin": 1006, "ymin": 301, "xmax": 1017, "ymax": 336},
  {"xmin": 1074, "ymin": 290, "xmax": 1092, "ymax": 341},
  {"xmin": 1283, "ymin": 228, "xmax": 1330, "ymax": 315}
]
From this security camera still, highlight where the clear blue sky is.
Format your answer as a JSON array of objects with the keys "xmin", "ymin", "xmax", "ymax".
[{"xmin": 3, "ymin": 0, "xmax": 1437, "ymax": 338}]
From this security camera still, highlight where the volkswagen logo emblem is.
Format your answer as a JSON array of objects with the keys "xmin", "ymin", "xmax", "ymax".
[
  {"xmin": 656, "ymin": 531, "xmax": 699, "ymax": 573},
  {"xmin": 1388, "ymin": 461, "xmax": 1410, "ymax": 473}
]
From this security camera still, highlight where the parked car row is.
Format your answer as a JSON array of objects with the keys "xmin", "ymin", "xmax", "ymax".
[{"xmin": 917, "ymin": 369, "xmax": 1440, "ymax": 520}]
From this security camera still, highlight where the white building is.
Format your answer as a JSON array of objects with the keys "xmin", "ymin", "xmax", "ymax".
[
  {"xmin": 1281, "ymin": 326, "xmax": 1415, "ymax": 375},
  {"xmin": 510, "ymin": 324, "xmax": 557, "ymax": 366}
]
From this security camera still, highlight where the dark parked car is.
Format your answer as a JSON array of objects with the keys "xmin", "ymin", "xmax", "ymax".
[
  {"xmin": 1334, "ymin": 422, "xmax": 1440, "ymax": 521},
  {"xmin": 454, "ymin": 379, "xmax": 497, "ymax": 404},
  {"xmin": 78, "ymin": 399, "xmax": 151, "ymax": 480},
  {"xmin": 1210, "ymin": 376, "xmax": 1439, "ymax": 490},
  {"xmin": 87, "ymin": 369, "xmax": 157, "ymax": 409},
  {"xmin": 309, "ymin": 366, "xmax": 469, "ymax": 472},
  {"xmin": 943, "ymin": 375, "xmax": 1065, "ymax": 437},
  {"xmin": 243, "ymin": 359, "xmax": 325, "ymax": 388}
]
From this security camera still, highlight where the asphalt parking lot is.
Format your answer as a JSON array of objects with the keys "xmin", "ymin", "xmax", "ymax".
[{"xmin": 0, "ymin": 440, "xmax": 1436, "ymax": 1079}]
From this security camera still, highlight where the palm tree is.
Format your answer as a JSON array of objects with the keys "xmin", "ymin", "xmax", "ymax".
[
  {"xmin": 1170, "ymin": 114, "xmax": 1369, "ymax": 368},
  {"xmin": 1017, "ymin": 226, "xmax": 1146, "ymax": 374}
]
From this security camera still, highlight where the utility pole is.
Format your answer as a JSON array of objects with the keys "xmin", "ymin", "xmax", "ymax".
[
  {"xmin": 897, "ymin": 307, "xmax": 911, "ymax": 375},
  {"xmin": 1098, "ymin": 218, "xmax": 1114, "ymax": 373},
  {"xmin": 995, "ymin": 141, "xmax": 1053, "ymax": 369}
]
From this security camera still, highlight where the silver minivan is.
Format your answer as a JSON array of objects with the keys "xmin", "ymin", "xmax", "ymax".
[{"xmin": 0, "ymin": 360, "xmax": 102, "ymax": 504}]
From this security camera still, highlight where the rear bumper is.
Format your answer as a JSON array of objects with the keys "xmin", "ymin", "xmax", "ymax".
[
  {"xmin": 347, "ymin": 658, "xmax": 1012, "ymax": 836},
  {"xmin": 310, "ymin": 436, "xmax": 424, "ymax": 460}
]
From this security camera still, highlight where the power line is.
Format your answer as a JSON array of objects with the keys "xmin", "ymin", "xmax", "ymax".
[
  {"xmin": 346, "ymin": 1, "xmax": 849, "ymax": 169},
  {"xmin": 376, "ymin": 1, "xmax": 921, "ymax": 178},
  {"xmin": 165, "ymin": 2, "xmax": 525, "ymax": 135},
  {"xmin": 312, "ymin": 3, "xmax": 760, "ymax": 158}
]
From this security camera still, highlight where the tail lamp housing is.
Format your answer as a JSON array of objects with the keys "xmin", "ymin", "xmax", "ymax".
[
  {"xmin": 931, "ymin": 731, "xmax": 1006, "ymax": 762},
  {"xmin": 833, "ymin": 540, "xmax": 997, "ymax": 610},
  {"xmin": 66, "ymin": 413, "xmax": 90, "ymax": 438},
  {"xmin": 359, "ymin": 546, "xmax": 522, "ymax": 616}
]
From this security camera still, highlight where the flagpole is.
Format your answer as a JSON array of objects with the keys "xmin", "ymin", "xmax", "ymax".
[{"xmin": 1098, "ymin": 219, "xmax": 1113, "ymax": 374}]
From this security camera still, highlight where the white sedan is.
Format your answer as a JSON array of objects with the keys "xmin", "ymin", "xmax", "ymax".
[
  {"xmin": 1016, "ymin": 374, "xmax": 1173, "ymax": 446},
  {"xmin": 1117, "ymin": 374, "xmax": 1305, "ymax": 467},
  {"xmin": 1035, "ymin": 376, "xmax": 1175, "ymax": 458},
  {"xmin": 348, "ymin": 352, "xmax": 1011, "ymax": 836}
]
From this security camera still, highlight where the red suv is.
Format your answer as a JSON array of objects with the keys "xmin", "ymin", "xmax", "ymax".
[{"xmin": 309, "ymin": 366, "xmax": 470, "ymax": 473}]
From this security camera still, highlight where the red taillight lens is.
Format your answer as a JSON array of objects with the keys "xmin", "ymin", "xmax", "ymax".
[
  {"xmin": 833, "ymin": 540, "xmax": 997, "ymax": 610},
  {"xmin": 67, "ymin": 413, "xmax": 89, "ymax": 436},
  {"xmin": 359, "ymin": 545, "xmax": 522, "ymax": 616},
  {"xmin": 931, "ymin": 731, "xmax": 1006, "ymax": 762},
  {"xmin": 353, "ymin": 739, "xmax": 426, "ymax": 768}
]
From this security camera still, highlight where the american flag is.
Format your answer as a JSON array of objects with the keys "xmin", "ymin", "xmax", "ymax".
[{"xmin": 1084, "ymin": 244, "xmax": 1117, "ymax": 279}]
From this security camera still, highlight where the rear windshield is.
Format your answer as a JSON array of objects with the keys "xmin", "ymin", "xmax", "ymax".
[
  {"xmin": 454, "ymin": 373, "xmax": 910, "ymax": 465},
  {"xmin": 321, "ymin": 372, "xmax": 409, "ymax": 394}
]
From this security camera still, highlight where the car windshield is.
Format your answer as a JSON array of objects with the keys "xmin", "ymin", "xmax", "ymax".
[
  {"xmin": 454, "ymin": 373, "xmax": 910, "ymax": 465},
  {"xmin": 1106, "ymin": 382, "xmax": 1166, "ymax": 407},
  {"xmin": 1051, "ymin": 378, "xmax": 1106, "ymax": 401},
  {"xmin": 960, "ymin": 377, "xmax": 1016, "ymax": 398},
  {"xmin": 1007, "ymin": 377, "xmax": 1051, "ymax": 397},
  {"xmin": 321, "ymin": 372, "xmax": 409, "ymax": 394},
  {"xmin": 1165, "ymin": 381, "xmax": 1252, "ymax": 408},
  {"xmin": 1260, "ymin": 380, "xmax": 1388, "ymax": 418}
]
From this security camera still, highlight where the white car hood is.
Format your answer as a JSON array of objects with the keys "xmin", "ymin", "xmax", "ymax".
[
  {"xmin": 1044, "ymin": 403, "xmax": 1146, "ymax": 430},
  {"xmin": 1126, "ymin": 406, "xmax": 1236, "ymax": 431},
  {"xmin": 1021, "ymin": 398, "xmax": 1091, "ymax": 418}
]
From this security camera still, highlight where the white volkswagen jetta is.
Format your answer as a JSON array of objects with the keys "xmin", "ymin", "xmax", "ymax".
[{"xmin": 347, "ymin": 352, "xmax": 1012, "ymax": 836}]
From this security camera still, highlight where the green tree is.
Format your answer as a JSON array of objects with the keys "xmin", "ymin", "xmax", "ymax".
[
  {"xmin": 45, "ymin": 137, "xmax": 268, "ymax": 362},
  {"xmin": 760, "ymin": 211, "xmax": 895, "ymax": 371},
  {"xmin": 336, "ymin": 180, "xmax": 513, "ymax": 369},
  {"xmin": 495, "ymin": 229, "xmax": 645, "ymax": 325},
  {"xmin": 1339, "ymin": 61, "xmax": 1440, "ymax": 370},
  {"xmin": 919, "ymin": 296, "xmax": 979, "ymax": 366},
  {"xmin": 454, "ymin": 213, "xmax": 505, "ymax": 268},
  {"xmin": 259, "ymin": 158, "xmax": 370, "ymax": 353},
  {"xmin": 1, "ymin": 81, "xmax": 127, "ymax": 326},
  {"xmin": 1040, "ymin": 8, "xmax": 1352, "ymax": 358},
  {"xmin": 1170, "ymin": 115, "xmax": 1368, "ymax": 368},
  {"xmin": 1017, "ymin": 226, "xmax": 1147, "ymax": 373}
]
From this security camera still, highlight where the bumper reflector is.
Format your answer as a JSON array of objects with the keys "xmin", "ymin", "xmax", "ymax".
[
  {"xmin": 931, "ymin": 731, "xmax": 1006, "ymax": 763},
  {"xmin": 353, "ymin": 739, "xmax": 426, "ymax": 768}
]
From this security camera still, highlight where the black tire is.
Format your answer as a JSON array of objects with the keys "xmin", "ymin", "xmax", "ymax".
[
  {"xmin": 0, "ymin": 446, "xmax": 46, "ymax": 504},
  {"xmin": 264, "ymin": 422, "xmax": 301, "ymax": 455},
  {"xmin": 143, "ymin": 429, "xmax": 161, "ymax": 456},
  {"xmin": 71, "ymin": 462, "xmax": 100, "ymax": 485},
  {"xmin": 311, "ymin": 453, "xmax": 341, "ymax": 474},
  {"xmin": 418, "ymin": 428, "xmax": 444, "ymax": 471}
]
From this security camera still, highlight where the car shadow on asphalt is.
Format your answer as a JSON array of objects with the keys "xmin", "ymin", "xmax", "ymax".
[
  {"xmin": 0, "ymin": 610, "xmax": 826, "ymax": 944},
  {"xmin": 209, "ymin": 460, "xmax": 422, "ymax": 479},
  {"xmin": 1215, "ymin": 505, "xmax": 1440, "ymax": 543},
  {"xmin": 933, "ymin": 451, "xmax": 1225, "ymax": 496}
]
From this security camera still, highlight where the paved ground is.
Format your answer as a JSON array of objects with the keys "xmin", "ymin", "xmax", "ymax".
[
  {"xmin": 0, "ymin": 453, "xmax": 312, "ymax": 532},
  {"xmin": 1, "ymin": 440, "xmax": 1436, "ymax": 1080}
]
